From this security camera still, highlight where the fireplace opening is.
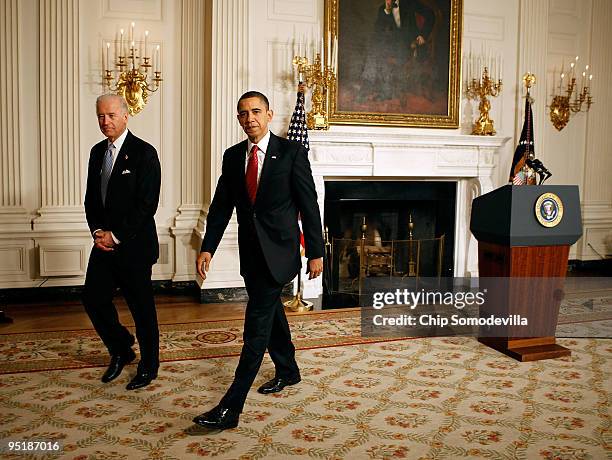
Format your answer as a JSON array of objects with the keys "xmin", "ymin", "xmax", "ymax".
[{"xmin": 322, "ymin": 181, "xmax": 456, "ymax": 308}]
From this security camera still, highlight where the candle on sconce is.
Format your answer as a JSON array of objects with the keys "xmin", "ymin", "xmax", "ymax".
[
  {"xmin": 131, "ymin": 41, "xmax": 135, "ymax": 70},
  {"xmin": 144, "ymin": 30, "xmax": 149, "ymax": 60},
  {"xmin": 120, "ymin": 28, "xmax": 124, "ymax": 58},
  {"xmin": 106, "ymin": 42, "xmax": 110, "ymax": 70},
  {"xmin": 155, "ymin": 45, "xmax": 160, "ymax": 73},
  {"xmin": 496, "ymin": 55, "xmax": 501, "ymax": 81},
  {"xmin": 333, "ymin": 36, "xmax": 338, "ymax": 71},
  {"xmin": 130, "ymin": 21, "xmax": 135, "ymax": 43},
  {"xmin": 326, "ymin": 31, "xmax": 330, "ymax": 66},
  {"xmin": 321, "ymin": 35, "xmax": 324, "ymax": 72}
]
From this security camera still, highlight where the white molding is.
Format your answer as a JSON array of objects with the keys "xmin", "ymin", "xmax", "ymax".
[
  {"xmin": 517, "ymin": 0, "xmax": 549, "ymax": 159},
  {"xmin": 38, "ymin": 0, "xmax": 82, "ymax": 216},
  {"xmin": 464, "ymin": 14, "xmax": 505, "ymax": 41},
  {"xmin": 38, "ymin": 243, "xmax": 89, "ymax": 277},
  {"xmin": 0, "ymin": 245, "xmax": 27, "ymax": 275},
  {"xmin": 0, "ymin": 0, "xmax": 23, "ymax": 210},
  {"xmin": 267, "ymin": 0, "xmax": 317, "ymax": 22},
  {"xmin": 583, "ymin": 0, "xmax": 612, "ymax": 205},
  {"xmin": 102, "ymin": 0, "xmax": 163, "ymax": 21},
  {"xmin": 199, "ymin": 0, "xmax": 251, "ymax": 289}
]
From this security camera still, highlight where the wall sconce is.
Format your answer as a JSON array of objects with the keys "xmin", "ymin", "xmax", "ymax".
[
  {"xmin": 103, "ymin": 22, "xmax": 163, "ymax": 116},
  {"xmin": 549, "ymin": 56, "xmax": 593, "ymax": 131}
]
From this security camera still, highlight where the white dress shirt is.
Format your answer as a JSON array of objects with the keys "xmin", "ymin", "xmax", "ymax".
[
  {"xmin": 93, "ymin": 128, "xmax": 129, "ymax": 244},
  {"xmin": 245, "ymin": 130, "xmax": 271, "ymax": 184},
  {"xmin": 107, "ymin": 128, "xmax": 129, "ymax": 171},
  {"xmin": 385, "ymin": 0, "xmax": 402, "ymax": 28}
]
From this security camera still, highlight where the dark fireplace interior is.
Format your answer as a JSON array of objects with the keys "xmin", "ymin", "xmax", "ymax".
[{"xmin": 322, "ymin": 181, "xmax": 456, "ymax": 308}]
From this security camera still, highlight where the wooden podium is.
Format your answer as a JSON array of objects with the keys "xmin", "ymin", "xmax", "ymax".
[{"xmin": 470, "ymin": 185, "xmax": 582, "ymax": 361}]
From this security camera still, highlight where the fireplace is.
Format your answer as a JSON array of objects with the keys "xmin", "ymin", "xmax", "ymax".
[
  {"xmin": 325, "ymin": 180, "xmax": 455, "ymax": 275},
  {"xmin": 303, "ymin": 129, "xmax": 509, "ymax": 307}
]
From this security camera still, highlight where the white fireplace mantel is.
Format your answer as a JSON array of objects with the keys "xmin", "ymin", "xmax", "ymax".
[{"xmin": 307, "ymin": 131, "xmax": 510, "ymax": 292}]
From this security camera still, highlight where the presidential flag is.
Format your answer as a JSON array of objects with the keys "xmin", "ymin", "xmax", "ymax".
[{"xmin": 509, "ymin": 97, "xmax": 535, "ymax": 185}]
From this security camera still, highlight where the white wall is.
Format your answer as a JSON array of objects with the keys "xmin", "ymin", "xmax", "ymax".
[{"xmin": 0, "ymin": 0, "xmax": 609, "ymax": 289}]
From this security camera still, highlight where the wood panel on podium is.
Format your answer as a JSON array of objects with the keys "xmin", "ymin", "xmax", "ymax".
[{"xmin": 470, "ymin": 185, "xmax": 582, "ymax": 362}]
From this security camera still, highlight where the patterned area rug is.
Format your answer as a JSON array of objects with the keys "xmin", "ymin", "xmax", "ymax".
[
  {"xmin": 2, "ymin": 297, "xmax": 612, "ymax": 375},
  {"xmin": 0, "ymin": 311, "xmax": 369, "ymax": 374},
  {"xmin": 0, "ymin": 337, "xmax": 609, "ymax": 459},
  {"xmin": 1, "ymin": 305, "xmax": 612, "ymax": 459},
  {"xmin": 557, "ymin": 294, "xmax": 612, "ymax": 338}
]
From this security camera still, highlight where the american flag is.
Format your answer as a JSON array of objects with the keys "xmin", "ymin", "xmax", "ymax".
[
  {"xmin": 287, "ymin": 90, "xmax": 309, "ymax": 152},
  {"xmin": 287, "ymin": 89, "xmax": 309, "ymax": 255},
  {"xmin": 512, "ymin": 171, "xmax": 526, "ymax": 186}
]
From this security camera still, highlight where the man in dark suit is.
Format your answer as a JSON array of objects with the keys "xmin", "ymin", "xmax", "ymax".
[
  {"xmin": 83, "ymin": 94, "xmax": 161, "ymax": 390},
  {"xmin": 193, "ymin": 91, "xmax": 324, "ymax": 430},
  {"xmin": 362, "ymin": 0, "xmax": 435, "ymax": 100}
]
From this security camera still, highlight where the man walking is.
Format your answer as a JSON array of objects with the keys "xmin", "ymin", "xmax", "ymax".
[
  {"xmin": 194, "ymin": 91, "xmax": 324, "ymax": 429},
  {"xmin": 83, "ymin": 94, "xmax": 161, "ymax": 390}
]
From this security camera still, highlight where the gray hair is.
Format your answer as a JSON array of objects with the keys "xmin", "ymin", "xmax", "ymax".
[{"xmin": 96, "ymin": 93, "xmax": 129, "ymax": 115}]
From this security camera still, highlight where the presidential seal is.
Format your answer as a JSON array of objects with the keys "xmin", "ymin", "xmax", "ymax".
[{"xmin": 535, "ymin": 193, "xmax": 563, "ymax": 227}]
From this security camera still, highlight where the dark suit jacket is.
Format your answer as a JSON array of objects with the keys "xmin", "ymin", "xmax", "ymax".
[
  {"xmin": 375, "ymin": 1, "xmax": 435, "ymax": 48},
  {"xmin": 84, "ymin": 130, "xmax": 161, "ymax": 265},
  {"xmin": 201, "ymin": 133, "xmax": 324, "ymax": 285}
]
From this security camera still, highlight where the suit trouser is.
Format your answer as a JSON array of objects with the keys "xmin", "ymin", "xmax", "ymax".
[
  {"xmin": 220, "ymin": 241, "xmax": 300, "ymax": 412},
  {"xmin": 82, "ymin": 248, "xmax": 159, "ymax": 373}
]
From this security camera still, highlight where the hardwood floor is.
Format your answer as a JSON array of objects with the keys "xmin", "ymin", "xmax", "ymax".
[
  {"xmin": 0, "ymin": 295, "xmax": 355, "ymax": 334},
  {"xmin": 0, "ymin": 295, "xmax": 249, "ymax": 334}
]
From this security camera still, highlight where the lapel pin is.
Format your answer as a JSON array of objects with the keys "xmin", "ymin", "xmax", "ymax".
[
  {"xmin": 271, "ymin": 155, "xmax": 277, "ymax": 159},
  {"xmin": 124, "ymin": 154, "xmax": 128, "ymax": 160}
]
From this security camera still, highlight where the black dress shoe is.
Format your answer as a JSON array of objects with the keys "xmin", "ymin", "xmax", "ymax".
[
  {"xmin": 257, "ymin": 375, "xmax": 301, "ymax": 394},
  {"xmin": 126, "ymin": 371, "xmax": 158, "ymax": 390},
  {"xmin": 192, "ymin": 405, "xmax": 240, "ymax": 430},
  {"xmin": 101, "ymin": 349, "xmax": 136, "ymax": 383}
]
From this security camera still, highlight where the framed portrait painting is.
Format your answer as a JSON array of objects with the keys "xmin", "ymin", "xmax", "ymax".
[{"xmin": 326, "ymin": 0, "xmax": 462, "ymax": 128}]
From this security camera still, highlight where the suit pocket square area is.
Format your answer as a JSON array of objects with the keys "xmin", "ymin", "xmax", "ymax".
[{"xmin": 121, "ymin": 169, "xmax": 131, "ymax": 175}]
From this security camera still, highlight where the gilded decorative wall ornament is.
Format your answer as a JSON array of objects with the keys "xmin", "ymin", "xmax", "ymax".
[
  {"xmin": 103, "ymin": 23, "xmax": 162, "ymax": 116},
  {"xmin": 548, "ymin": 56, "xmax": 593, "ymax": 131}
]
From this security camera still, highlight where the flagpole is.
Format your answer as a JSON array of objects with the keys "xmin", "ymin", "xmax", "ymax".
[{"xmin": 284, "ymin": 83, "xmax": 314, "ymax": 313}]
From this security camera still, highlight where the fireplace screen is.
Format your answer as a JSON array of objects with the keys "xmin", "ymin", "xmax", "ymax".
[{"xmin": 327, "ymin": 232, "xmax": 445, "ymax": 298}]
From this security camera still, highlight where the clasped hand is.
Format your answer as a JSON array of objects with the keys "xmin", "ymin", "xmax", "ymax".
[{"xmin": 94, "ymin": 230, "xmax": 115, "ymax": 252}]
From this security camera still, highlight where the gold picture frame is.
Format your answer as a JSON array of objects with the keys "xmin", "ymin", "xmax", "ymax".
[{"xmin": 326, "ymin": 0, "xmax": 462, "ymax": 128}]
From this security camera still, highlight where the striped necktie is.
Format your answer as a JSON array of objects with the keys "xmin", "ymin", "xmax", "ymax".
[{"xmin": 100, "ymin": 144, "xmax": 114, "ymax": 206}]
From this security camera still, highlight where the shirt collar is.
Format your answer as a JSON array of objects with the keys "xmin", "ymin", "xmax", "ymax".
[
  {"xmin": 247, "ymin": 130, "xmax": 271, "ymax": 155},
  {"xmin": 108, "ymin": 128, "xmax": 129, "ymax": 154}
]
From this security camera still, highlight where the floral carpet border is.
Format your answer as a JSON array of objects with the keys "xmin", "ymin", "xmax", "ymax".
[{"xmin": 0, "ymin": 310, "xmax": 418, "ymax": 375}]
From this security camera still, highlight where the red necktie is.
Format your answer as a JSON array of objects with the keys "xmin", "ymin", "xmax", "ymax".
[{"xmin": 245, "ymin": 145, "xmax": 259, "ymax": 204}]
